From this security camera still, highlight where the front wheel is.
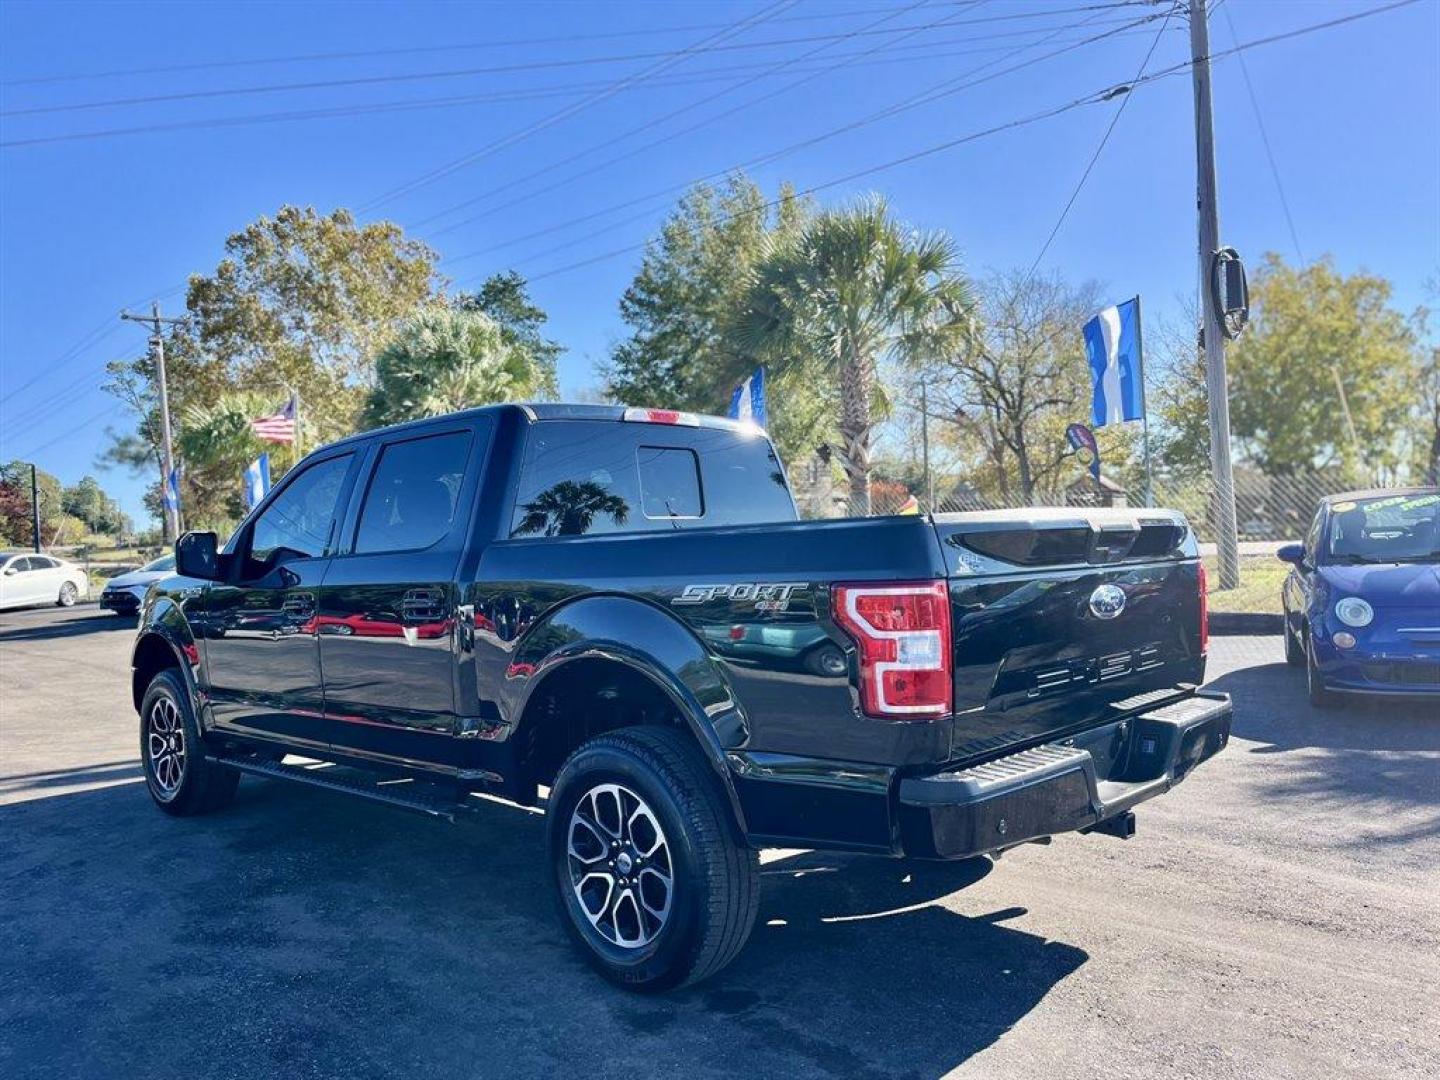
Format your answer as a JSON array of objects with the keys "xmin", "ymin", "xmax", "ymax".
[
  {"xmin": 57, "ymin": 582, "xmax": 78, "ymax": 607},
  {"xmin": 1284, "ymin": 618, "xmax": 1304, "ymax": 666},
  {"xmin": 140, "ymin": 669, "xmax": 239, "ymax": 815},
  {"xmin": 1306, "ymin": 636, "xmax": 1338, "ymax": 709},
  {"xmin": 547, "ymin": 727, "xmax": 759, "ymax": 992}
]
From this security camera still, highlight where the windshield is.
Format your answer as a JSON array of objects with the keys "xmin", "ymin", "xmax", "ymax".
[
  {"xmin": 142, "ymin": 555, "xmax": 176, "ymax": 573},
  {"xmin": 1325, "ymin": 492, "xmax": 1440, "ymax": 564}
]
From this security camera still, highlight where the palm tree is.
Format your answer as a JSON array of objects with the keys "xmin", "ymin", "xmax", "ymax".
[
  {"xmin": 365, "ymin": 306, "xmax": 545, "ymax": 427},
  {"xmin": 734, "ymin": 197, "xmax": 973, "ymax": 515},
  {"xmin": 514, "ymin": 481, "xmax": 630, "ymax": 537}
]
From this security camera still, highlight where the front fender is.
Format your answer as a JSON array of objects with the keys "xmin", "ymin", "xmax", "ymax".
[{"xmin": 130, "ymin": 588, "xmax": 205, "ymax": 718}]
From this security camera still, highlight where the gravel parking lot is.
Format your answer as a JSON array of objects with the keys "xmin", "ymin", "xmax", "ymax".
[{"xmin": 2, "ymin": 605, "xmax": 1436, "ymax": 1079}]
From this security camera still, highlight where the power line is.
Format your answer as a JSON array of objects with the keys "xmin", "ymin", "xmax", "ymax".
[
  {"xmin": 1022, "ymin": 3, "xmax": 1177, "ymax": 281},
  {"xmin": 1221, "ymin": 1, "xmax": 1302, "ymax": 261},
  {"xmin": 1, "ymin": 15, "xmax": 1168, "ymax": 150},
  {"xmin": 2, "ymin": 8, "xmax": 1048, "ymax": 120},
  {"xmin": 2, "ymin": 403, "xmax": 126, "ymax": 462},
  {"xmin": 445, "ymin": 7, "xmax": 1161, "ymax": 270},
  {"xmin": 411, "ymin": 0, "xmax": 946, "ymax": 235},
  {"xmin": 0, "ymin": 283, "xmax": 184, "ymax": 411},
  {"xmin": 356, "ymin": 0, "xmax": 803, "ymax": 213},
  {"xmin": 426, "ymin": 3, "xmax": 1134, "ymax": 244},
  {"xmin": 1, "ymin": 2, "xmax": 1151, "ymax": 120},
  {"xmin": 514, "ymin": 0, "xmax": 1419, "ymax": 284},
  {"xmin": 0, "ymin": 318, "xmax": 119, "ymax": 405},
  {"xmin": 0, "ymin": 4, "xmax": 965, "ymax": 88}
]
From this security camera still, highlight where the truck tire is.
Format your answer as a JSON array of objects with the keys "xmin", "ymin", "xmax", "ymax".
[
  {"xmin": 140, "ymin": 669, "xmax": 239, "ymax": 816},
  {"xmin": 547, "ymin": 726, "xmax": 759, "ymax": 992}
]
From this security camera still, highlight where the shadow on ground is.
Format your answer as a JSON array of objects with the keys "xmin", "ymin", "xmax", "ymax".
[
  {"xmin": 0, "ymin": 776, "xmax": 1086, "ymax": 1079},
  {"xmin": 1207, "ymin": 660, "xmax": 1440, "ymax": 844},
  {"xmin": 0, "ymin": 610, "xmax": 133, "ymax": 643}
]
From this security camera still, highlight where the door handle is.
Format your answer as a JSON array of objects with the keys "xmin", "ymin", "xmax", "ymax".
[{"xmin": 401, "ymin": 588, "xmax": 446, "ymax": 622}]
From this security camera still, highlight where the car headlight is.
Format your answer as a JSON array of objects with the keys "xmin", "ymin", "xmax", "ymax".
[{"xmin": 1334, "ymin": 597, "xmax": 1374, "ymax": 628}]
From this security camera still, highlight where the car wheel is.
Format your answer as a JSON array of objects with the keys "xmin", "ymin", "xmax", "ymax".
[
  {"xmin": 1284, "ymin": 618, "xmax": 1304, "ymax": 666},
  {"xmin": 1305, "ymin": 635, "xmax": 1337, "ymax": 709},
  {"xmin": 56, "ymin": 582, "xmax": 78, "ymax": 607},
  {"xmin": 804, "ymin": 642, "xmax": 848, "ymax": 678},
  {"xmin": 140, "ymin": 669, "xmax": 239, "ymax": 816},
  {"xmin": 547, "ymin": 726, "xmax": 759, "ymax": 992}
]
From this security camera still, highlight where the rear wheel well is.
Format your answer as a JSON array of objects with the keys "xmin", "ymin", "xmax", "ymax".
[
  {"xmin": 132, "ymin": 634, "xmax": 180, "ymax": 712},
  {"xmin": 519, "ymin": 658, "xmax": 688, "ymax": 794}
]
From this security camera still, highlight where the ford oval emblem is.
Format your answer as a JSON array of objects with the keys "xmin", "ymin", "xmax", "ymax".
[{"xmin": 1089, "ymin": 583, "xmax": 1127, "ymax": 620}]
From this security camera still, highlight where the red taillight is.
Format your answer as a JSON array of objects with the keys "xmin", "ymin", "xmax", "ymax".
[
  {"xmin": 832, "ymin": 581, "xmax": 952, "ymax": 719},
  {"xmin": 1197, "ymin": 561, "xmax": 1210, "ymax": 655}
]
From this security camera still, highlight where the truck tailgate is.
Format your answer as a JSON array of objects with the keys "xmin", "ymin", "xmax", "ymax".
[{"xmin": 931, "ymin": 508, "xmax": 1206, "ymax": 761}]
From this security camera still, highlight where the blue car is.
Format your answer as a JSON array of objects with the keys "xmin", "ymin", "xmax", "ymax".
[{"xmin": 1278, "ymin": 487, "xmax": 1440, "ymax": 707}]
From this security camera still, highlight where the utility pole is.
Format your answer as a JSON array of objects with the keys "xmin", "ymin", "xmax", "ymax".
[
  {"xmin": 121, "ymin": 301, "xmax": 186, "ymax": 543},
  {"xmin": 1189, "ymin": 0, "xmax": 1241, "ymax": 589},
  {"xmin": 30, "ymin": 463, "xmax": 41, "ymax": 552},
  {"xmin": 919, "ymin": 382, "xmax": 933, "ymax": 510}
]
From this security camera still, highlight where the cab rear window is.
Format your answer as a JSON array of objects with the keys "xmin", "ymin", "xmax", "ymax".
[{"xmin": 509, "ymin": 421, "xmax": 794, "ymax": 538}]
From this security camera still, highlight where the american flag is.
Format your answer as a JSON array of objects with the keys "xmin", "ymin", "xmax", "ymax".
[{"xmin": 250, "ymin": 393, "xmax": 297, "ymax": 444}]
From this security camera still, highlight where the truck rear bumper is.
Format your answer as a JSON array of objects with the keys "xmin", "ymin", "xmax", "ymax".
[{"xmin": 897, "ymin": 691, "xmax": 1231, "ymax": 860}]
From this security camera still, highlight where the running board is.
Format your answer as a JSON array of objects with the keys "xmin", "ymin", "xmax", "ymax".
[{"xmin": 215, "ymin": 754, "xmax": 467, "ymax": 821}]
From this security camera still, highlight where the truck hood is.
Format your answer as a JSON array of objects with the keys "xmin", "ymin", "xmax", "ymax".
[{"xmin": 1319, "ymin": 562, "xmax": 1440, "ymax": 609}]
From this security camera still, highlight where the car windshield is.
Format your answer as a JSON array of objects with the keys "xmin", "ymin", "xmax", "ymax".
[
  {"xmin": 142, "ymin": 555, "xmax": 175, "ymax": 573},
  {"xmin": 1325, "ymin": 492, "xmax": 1440, "ymax": 564}
]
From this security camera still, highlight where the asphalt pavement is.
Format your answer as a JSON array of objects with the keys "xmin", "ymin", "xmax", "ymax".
[{"xmin": 1, "ymin": 606, "xmax": 1436, "ymax": 1079}]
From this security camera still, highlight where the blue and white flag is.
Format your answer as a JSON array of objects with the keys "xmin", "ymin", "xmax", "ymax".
[
  {"xmin": 243, "ymin": 453, "xmax": 271, "ymax": 511},
  {"xmin": 1083, "ymin": 298, "xmax": 1145, "ymax": 428},
  {"xmin": 728, "ymin": 366, "xmax": 767, "ymax": 428},
  {"xmin": 162, "ymin": 466, "xmax": 182, "ymax": 513}
]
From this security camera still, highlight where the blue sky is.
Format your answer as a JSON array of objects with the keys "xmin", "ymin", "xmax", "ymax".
[{"xmin": 2, "ymin": 0, "xmax": 1437, "ymax": 526}]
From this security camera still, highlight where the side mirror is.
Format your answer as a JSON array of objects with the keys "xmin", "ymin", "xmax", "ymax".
[
  {"xmin": 175, "ymin": 531, "xmax": 222, "ymax": 581},
  {"xmin": 3, "ymin": 565, "xmax": 16, "ymax": 576},
  {"xmin": 1276, "ymin": 543, "xmax": 1306, "ymax": 566}
]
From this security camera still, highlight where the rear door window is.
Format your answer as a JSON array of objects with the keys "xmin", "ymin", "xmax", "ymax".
[{"xmin": 354, "ymin": 431, "xmax": 473, "ymax": 554}]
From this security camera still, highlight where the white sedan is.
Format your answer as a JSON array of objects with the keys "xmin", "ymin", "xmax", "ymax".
[{"xmin": 0, "ymin": 552, "xmax": 89, "ymax": 610}]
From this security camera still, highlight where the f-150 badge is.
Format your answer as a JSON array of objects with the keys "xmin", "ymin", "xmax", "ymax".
[{"xmin": 672, "ymin": 582, "xmax": 808, "ymax": 612}]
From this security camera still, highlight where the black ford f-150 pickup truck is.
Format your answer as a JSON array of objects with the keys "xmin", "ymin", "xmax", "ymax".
[{"xmin": 131, "ymin": 403, "xmax": 1229, "ymax": 990}]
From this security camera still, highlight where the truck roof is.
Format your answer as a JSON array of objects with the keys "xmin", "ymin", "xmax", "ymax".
[{"xmin": 322, "ymin": 402, "xmax": 762, "ymax": 452}]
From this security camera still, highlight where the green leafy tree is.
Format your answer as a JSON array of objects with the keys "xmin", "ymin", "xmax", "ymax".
[
  {"xmin": 364, "ymin": 306, "xmax": 547, "ymax": 427},
  {"xmin": 1228, "ymin": 254, "xmax": 1418, "ymax": 477},
  {"xmin": 455, "ymin": 271, "xmax": 563, "ymax": 398},
  {"xmin": 102, "ymin": 206, "xmax": 441, "ymax": 526},
  {"xmin": 60, "ymin": 476, "xmax": 124, "ymax": 536},
  {"xmin": 604, "ymin": 175, "xmax": 822, "ymax": 462},
  {"xmin": 734, "ymin": 196, "xmax": 974, "ymax": 514},
  {"xmin": 175, "ymin": 391, "xmax": 281, "ymax": 526},
  {"xmin": 184, "ymin": 205, "xmax": 441, "ymax": 443}
]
